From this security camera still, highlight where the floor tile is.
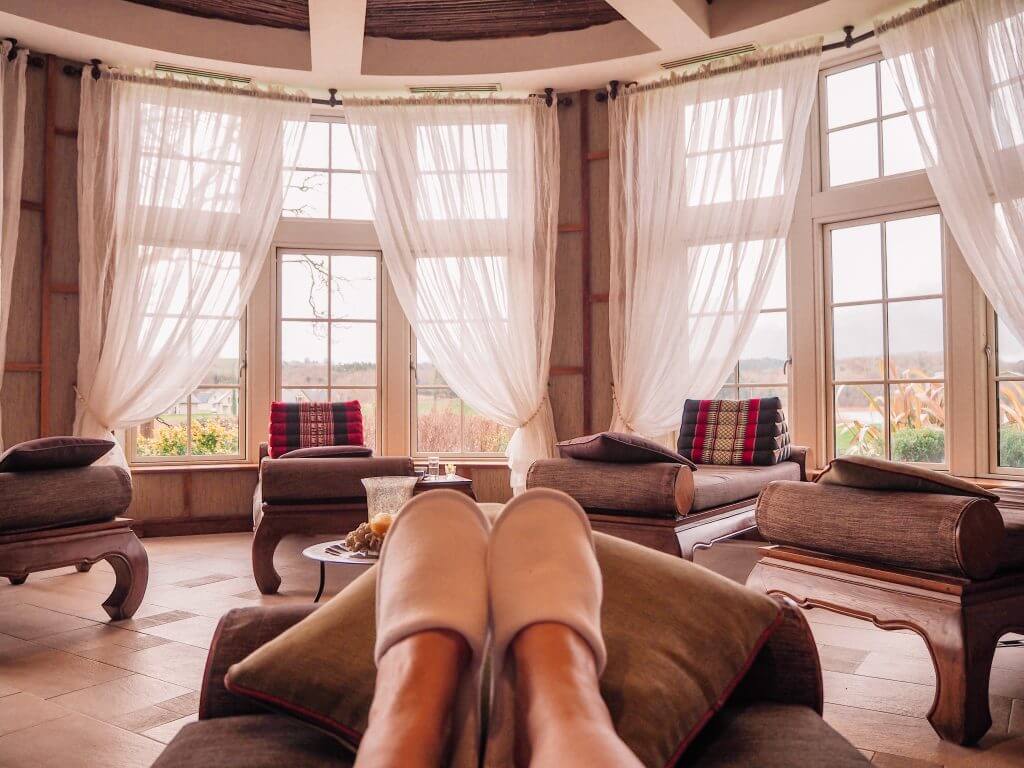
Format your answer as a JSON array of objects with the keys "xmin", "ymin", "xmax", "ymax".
[
  {"xmin": 138, "ymin": 616, "xmax": 219, "ymax": 649},
  {"xmin": 0, "ymin": 692, "xmax": 69, "ymax": 736},
  {"xmin": 112, "ymin": 642, "xmax": 209, "ymax": 689},
  {"xmin": 0, "ymin": 645, "xmax": 133, "ymax": 698},
  {"xmin": 171, "ymin": 574, "xmax": 238, "ymax": 589},
  {"xmin": 117, "ymin": 610, "xmax": 197, "ymax": 631},
  {"xmin": 36, "ymin": 624, "xmax": 169, "ymax": 653},
  {"xmin": 823, "ymin": 670, "xmax": 935, "ymax": 719},
  {"xmin": 0, "ymin": 711, "xmax": 164, "ymax": 768},
  {"xmin": 819, "ymin": 644, "xmax": 871, "ymax": 673},
  {"xmin": 0, "ymin": 603, "xmax": 96, "ymax": 640},
  {"xmin": 49, "ymin": 674, "xmax": 192, "ymax": 721},
  {"xmin": 870, "ymin": 752, "xmax": 941, "ymax": 767},
  {"xmin": 141, "ymin": 713, "xmax": 198, "ymax": 744},
  {"xmin": 155, "ymin": 690, "xmax": 201, "ymax": 718},
  {"xmin": 105, "ymin": 705, "xmax": 185, "ymax": 734}
]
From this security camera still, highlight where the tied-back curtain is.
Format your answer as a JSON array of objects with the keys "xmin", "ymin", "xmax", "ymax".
[
  {"xmin": 608, "ymin": 43, "xmax": 820, "ymax": 441},
  {"xmin": 0, "ymin": 42, "xmax": 27, "ymax": 451},
  {"xmin": 75, "ymin": 70, "xmax": 309, "ymax": 463},
  {"xmin": 344, "ymin": 97, "xmax": 558, "ymax": 493},
  {"xmin": 876, "ymin": 0, "xmax": 1024, "ymax": 343}
]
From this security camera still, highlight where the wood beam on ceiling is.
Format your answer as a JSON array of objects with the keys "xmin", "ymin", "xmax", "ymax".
[
  {"xmin": 121, "ymin": 0, "xmax": 310, "ymax": 30},
  {"xmin": 308, "ymin": 0, "xmax": 366, "ymax": 81},
  {"xmin": 603, "ymin": 0, "xmax": 710, "ymax": 52}
]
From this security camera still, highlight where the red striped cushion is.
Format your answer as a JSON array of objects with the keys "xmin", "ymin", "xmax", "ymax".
[
  {"xmin": 267, "ymin": 401, "xmax": 364, "ymax": 458},
  {"xmin": 677, "ymin": 398, "xmax": 790, "ymax": 466}
]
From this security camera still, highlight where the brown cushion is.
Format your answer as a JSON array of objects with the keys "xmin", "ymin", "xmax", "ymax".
[
  {"xmin": 816, "ymin": 455, "xmax": 999, "ymax": 501},
  {"xmin": 1000, "ymin": 507, "xmax": 1024, "ymax": 572},
  {"xmin": 691, "ymin": 462, "xmax": 801, "ymax": 513},
  {"xmin": 225, "ymin": 529, "xmax": 783, "ymax": 766},
  {"xmin": 527, "ymin": 458, "xmax": 689, "ymax": 517},
  {"xmin": 278, "ymin": 445, "xmax": 373, "ymax": 460},
  {"xmin": 151, "ymin": 715, "xmax": 351, "ymax": 768},
  {"xmin": 557, "ymin": 432, "xmax": 696, "ymax": 468},
  {"xmin": 685, "ymin": 703, "xmax": 869, "ymax": 768},
  {"xmin": 260, "ymin": 457, "xmax": 415, "ymax": 504},
  {"xmin": 0, "ymin": 436, "xmax": 114, "ymax": 473},
  {"xmin": 0, "ymin": 466, "xmax": 133, "ymax": 533},
  {"xmin": 757, "ymin": 481, "xmax": 1006, "ymax": 579}
]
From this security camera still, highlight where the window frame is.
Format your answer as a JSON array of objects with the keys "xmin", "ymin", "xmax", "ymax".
[
  {"xmin": 127, "ymin": 316, "xmax": 247, "ymax": 465},
  {"xmin": 823, "ymin": 206, "xmax": 949, "ymax": 467},
  {"xmin": 275, "ymin": 246, "xmax": 384, "ymax": 451},
  {"xmin": 985, "ymin": 310, "xmax": 1024, "ymax": 477}
]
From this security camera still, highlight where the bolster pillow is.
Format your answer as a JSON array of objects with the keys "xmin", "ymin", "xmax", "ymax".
[
  {"xmin": 527, "ymin": 458, "xmax": 690, "ymax": 517},
  {"xmin": 261, "ymin": 457, "xmax": 415, "ymax": 504},
  {"xmin": 756, "ymin": 481, "xmax": 1005, "ymax": 579}
]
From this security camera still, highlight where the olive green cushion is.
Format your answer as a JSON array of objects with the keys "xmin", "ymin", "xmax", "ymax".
[{"xmin": 225, "ymin": 531, "xmax": 782, "ymax": 767}]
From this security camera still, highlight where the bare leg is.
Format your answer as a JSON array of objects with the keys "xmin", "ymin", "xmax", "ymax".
[
  {"xmin": 513, "ymin": 623, "xmax": 642, "ymax": 768},
  {"xmin": 355, "ymin": 629, "xmax": 470, "ymax": 768}
]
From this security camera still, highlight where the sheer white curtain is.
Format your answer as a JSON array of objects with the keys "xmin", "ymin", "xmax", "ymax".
[
  {"xmin": 0, "ymin": 43, "xmax": 28, "ymax": 450},
  {"xmin": 344, "ymin": 97, "xmax": 559, "ymax": 493},
  {"xmin": 877, "ymin": 0, "xmax": 1024, "ymax": 342},
  {"xmin": 607, "ymin": 44, "xmax": 820, "ymax": 441},
  {"xmin": 75, "ymin": 70, "xmax": 308, "ymax": 464}
]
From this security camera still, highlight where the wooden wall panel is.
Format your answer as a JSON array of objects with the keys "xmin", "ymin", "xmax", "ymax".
[
  {"xmin": 128, "ymin": 473, "xmax": 188, "ymax": 520},
  {"xmin": 557, "ymin": 102, "xmax": 582, "ymax": 226},
  {"xmin": 190, "ymin": 469, "xmax": 259, "ymax": 518},
  {"xmin": 551, "ymin": 235, "xmax": 583, "ymax": 367},
  {"xmin": 0, "ymin": 373, "xmax": 40, "ymax": 446},
  {"xmin": 49, "ymin": 294, "xmax": 79, "ymax": 435},
  {"xmin": 8, "ymin": 215, "xmax": 42, "ymax": 362},
  {"xmin": 591, "ymin": 301, "xmax": 614, "ymax": 431},
  {"xmin": 462, "ymin": 464, "xmax": 513, "ymax": 503},
  {"xmin": 549, "ymin": 374, "xmax": 584, "ymax": 440},
  {"xmin": 21, "ymin": 66, "xmax": 44, "ymax": 203},
  {"xmin": 50, "ymin": 138, "xmax": 79, "ymax": 285},
  {"xmin": 589, "ymin": 155, "xmax": 611, "ymax": 295}
]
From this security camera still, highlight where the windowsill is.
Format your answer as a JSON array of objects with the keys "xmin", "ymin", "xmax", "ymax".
[
  {"xmin": 130, "ymin": 462, "xmax": 259, "ymax": 474},
  {"xmin": 412, "ymin": 457, "xmax": 509, "ymax": 468}
]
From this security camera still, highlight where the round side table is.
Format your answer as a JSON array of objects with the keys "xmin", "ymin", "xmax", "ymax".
[{"xmin": 301, "ymin": 540, "xmax": 377, "ymax": 603}]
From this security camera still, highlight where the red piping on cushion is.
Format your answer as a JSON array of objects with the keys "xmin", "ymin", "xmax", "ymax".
[
  {"xmin": 223, "ymin": 675, "xmax": 364, "ymax": 751},
  {"xmin": 664, "ymin": 605, "xmax": 785, "ymax": 768}
]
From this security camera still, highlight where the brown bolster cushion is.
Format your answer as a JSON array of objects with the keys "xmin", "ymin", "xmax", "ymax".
[
  {"xmin": 527, "ymin": 458, "xmax": 691, "ymax": 517},
  {"xmin": 260, "ymin": 457, "xmax": 415, "ymax": 504},
  {"xmin": 0, "ymin": 465, "xmax": 133, "ymax": 533},
  {"xmin": 756, "ymin": 481, "xmax": 1006, "ymax": 579}
]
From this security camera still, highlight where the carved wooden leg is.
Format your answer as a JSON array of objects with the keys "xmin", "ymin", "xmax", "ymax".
[
  {"xmin": 76, "ymin": 562, "xmax": 93, "ymax": 573},
  {"xmin": 253, "ymin": 521, "xmax": 285, "ymax": 595},
  {"xmin": 926, "ymin": 611, "xmax": 999, "ymax": 746},
  {"xmin": 7, "ymin": 575, "xmax": 27, "ymax": 585},
  {"xmin": 102, "ymin": 534, "xmax": 149, "ymax": 620}
]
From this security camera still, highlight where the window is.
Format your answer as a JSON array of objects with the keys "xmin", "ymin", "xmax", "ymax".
[
  {"xmin": 282, "ymin": 119, "xmax": 373, "ymax": 220},
  {"xmin": 134, "ymin": 323, "xmax": 244, "ymax": 460},
  {"xmin": 413, "ymin": 339, "xmax": 512, "ymax": 455},
  {"xmin": 415, "ymin": 123, "xmax": 509, "ymax": 220},
  {"xmin": 278, "ymin": 250, "xmax": 380, "ymax": 449},
  {"xmin": 827, "ymin": 211, "xmax": 946, "ymax": 464},
  {"xmin": 991, "ymin": 318, "xmax": 1024, "ymax": 470},
  {"xmin": 822, "ymin": 58, "xmax": 926, "ymax": 187},
  {"xmin": 717, "ymin": 251, "xmax": 790, "ymax": 410}
]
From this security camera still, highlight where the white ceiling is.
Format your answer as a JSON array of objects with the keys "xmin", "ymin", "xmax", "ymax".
[{"xmin": 0, "ymin": 0, "xmax": 911, "ymax": 97}]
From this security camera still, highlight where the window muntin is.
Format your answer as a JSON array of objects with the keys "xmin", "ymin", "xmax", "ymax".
[
  {"xmin": 282, "ymin": 119, "xmax": 373, "ymax": 220},
  {"xmin": 717, "ymin": 250, "xmax": 790, "ymax": 411},
  {"xmin": 827, "ymin": 211, "xmax": 947, "ymax": 464},
  {"xmin": 278, "ymin": 250, "xmax": 380, "ymax": 450},
  {"xmin": 823, "ymin": 58, "xmax": 926, "ymax": 188},
  {"xmin": 134, "ymin": 323, "xmax": 244, "ymax": 460},
  {"xmin": 414, "ymin": 123, "xmax": 509, "ymax": 220}
]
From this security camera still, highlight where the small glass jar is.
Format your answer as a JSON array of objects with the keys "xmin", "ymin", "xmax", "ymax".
[{"xmin": 427, "ymin": 456, "xmax": 440, "ymax": 477}]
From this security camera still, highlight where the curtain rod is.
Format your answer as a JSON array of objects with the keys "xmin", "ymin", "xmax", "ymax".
[{"xmin": 595, "ymin": 24, "xmax": 875, "ymax": 102}]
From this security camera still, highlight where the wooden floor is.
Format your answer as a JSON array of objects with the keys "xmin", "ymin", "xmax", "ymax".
[{"xmin": 0, "ymin": 534, "xmax": 1022, "ymax": 767}]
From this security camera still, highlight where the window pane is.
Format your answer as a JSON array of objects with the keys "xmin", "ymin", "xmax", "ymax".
[
  {"xmin": 885, "ymin": 214, "xmax": 942, "ymax": 297},
  {"xmin": 136, "ymin": 398, "xmax": 189, "ymax": 457},
  {"xmin": 738, "ymin": 312, "xmax": 787, "ymax": 384},
  {"xmin": 828, "ymin": 123, "xmax": 879, "ymax": 186},
  {"xmin": 831, "ymin": 223, "xmax": 882, "ymax": 303},
  {"xmin": 738, "ymin": 386, "xmax": 789, "ymax": 415},
  {"xmin": 283, "ymin": 170, "xmax": 328, "ymax": 218},
  {"xmin": 190, "ymin": 388, "xmax": 240, "ymax": 455},
  {"xmin": 998, "ymin": 318, "xmax": 1024, "ymax": 376},
  {"xmin": 417, "ymin": 388, "xmax": 461, "ymax": 452},
  {"xmin": 282, "ymin": 387, "xmax": 327, "ymax": 403},
  {"xmin": 331, "ymin": 388, "xmax": 376, "ymax": 451},
  {"xmin": 879, "ymin": 62, "xmax": 908, "ymax": 116},
  {"xmin": 759, "ymin": 252, "xmax": 787, "ymax": 311},
  {"xmin": 463, "ymin": 402, "xmax": 512, "ymax": 453},
  {"xmin": 890, "ymin": 382, "xmax": 944, "ymax": 463},
  {"xmin": 281, "ymin": 255, "xmax": 328, "ymax": 318},
  {"xmin": 882, "ymin": 115, "xmax": 926, "ymax": 176},
  {"xmin": 416, "ymin": 341, "xmax": 447, "ymax": 385},
  {"xmin": 999, "ymin": 381, "xmax": 1024, "ymax": 467},
  {"xmin": 827, "ymin": 63, "xmax": 878, "ymax": 128},
  {"xmin": 295, "ymin": 120, "xmax": 329, "ymax": 168},
  {"xmin": 331, "ymin": 122, "xmax": 361, "ymax": 170},
  {"xmin": 833, "ymin": 304, "xmax": 884, "ymax": 381},
  {"xmin": 330, "ymin": 172, "xmax": 374, "ymax": 220},
  {"xmin": 835, "ymin": 384, "xmax": 884, "ymax": 457},
  {"xmin": 281, "ymin": 321, "xmax": 328, "ymax": 386},
  {"xmin": 202, "ymin": 329, "xmax": 240, "ymax": 386},
  {"xmin": 887, "ymin": 299, "xmax": 944, "ymax": 378},
  {"xmin": 331, "ymin": 322, "xmax": 376, "ymax": 386},
  {"xmin": 331, "ymin": 255, "xmax": 377, "ymax": 320}
]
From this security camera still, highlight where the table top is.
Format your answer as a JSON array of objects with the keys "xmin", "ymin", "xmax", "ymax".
[
  {"xmin": 302, "ymin": 540, "xmax": 378, "ymax": 565},
  {"xmin": 416, "ymin": 474, "xmax": 473, "ymax": 488}
]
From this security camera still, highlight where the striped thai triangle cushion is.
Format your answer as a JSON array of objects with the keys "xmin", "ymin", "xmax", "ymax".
[
  {"xmin": 677, "ymin": 398, "xmax": 791, "ymax": 466},
  {"xmin": 268, "ymin": 401, "xmax": 364, "ymax": 458}
]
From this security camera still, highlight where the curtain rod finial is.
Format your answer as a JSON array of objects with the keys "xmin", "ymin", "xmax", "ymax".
[
  {"xmin": 90, "ymin": 59, "xmax": 102, "ymax": 79},
  {"xmin": 842, "ymin": 25, "xmax": 855, "ymax": 47}
]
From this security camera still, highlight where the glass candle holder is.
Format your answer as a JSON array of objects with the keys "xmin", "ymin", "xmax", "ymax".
[
  {"xmin": 427, "ymin": 456, "xmax": 440, "ymax": 477},
  {"xmin": 362, "ymin": 476, "xmax": 419, "ymax": 523}
]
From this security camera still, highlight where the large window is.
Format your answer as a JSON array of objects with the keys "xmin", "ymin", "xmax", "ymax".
[
  {"xmin": 991, "ymin": 318, "xmax": 1024, "ymax": 470},
  {"xmin": 282, "ymin": 119, "xmax": 373, "ymax": 220},
  {"xmin": 826, "ymin": 210, "xmax": 946, "ymax": 464},
  {"xmin": 278, "ymin": 250, "xmax": 380, "ymax": 450},
  {"xmin": 822, "ymin": 57, "xmax": 925, "ymax": 188},
  {"xmin": 134, "ymin": 323, "xmax": 244, "ymax": 461},
  {"xmin": 717, "ymin": 252, "xmax": 790, "ymax": 410}
]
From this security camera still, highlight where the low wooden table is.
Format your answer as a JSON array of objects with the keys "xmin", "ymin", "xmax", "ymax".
[
  {"xmin": 416, "ymin": 474, "xmax": 476, "ymax": 499},
  {"xmin": 747, "ymin": 545, "xmax": 1024, "ymax": 745}
]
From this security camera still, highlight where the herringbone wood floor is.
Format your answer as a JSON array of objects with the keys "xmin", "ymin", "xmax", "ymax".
[{"xmin": 0, "ymin": 534, "xmax": 1022, "ymax": 767}]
